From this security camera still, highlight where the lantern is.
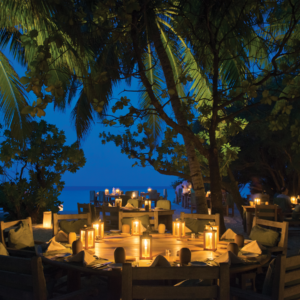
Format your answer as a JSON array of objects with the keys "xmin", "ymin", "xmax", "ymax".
[
  {"xmin": 147, "ymin": 187, "xmax": 152, "ymax": 192},
  {"xmin": 291, "ymin": 196, "xmax": 297, "ymax": 204},
  {"xmin": 254, "ymin": 198, "xmax": 261, "ymax": 205},
  {"xmin": 203, "ymin": 226, "xmax": 218, "ymax": 251},
  {"xmin": 105, "ymin": 189, "xmax": 109, "ymax": 195},
  {"xmin": 92, "ymin": 219, "xmax": 104, "ymax": 239},
  {"xmin": 116, "ymin": 188, "xmax": 120, "ymax": 195},
  {"xmin": 43, "ymin": 211, "xmax": 52, "ymax": 228},
  {"xmin": 115, "ymin": 198, "xmax": 122, "ymax": 207},
  {"xmin": 140, "ymin": 232, "xmax": 152, "ymax": 260},
  {"xmin": 172, "ymin": 219, "xmax": 185, "ymax": 238},
  {"xmin": 131, "ymin": 219, "xmax": 142, "ymax": 236},
  {"xmin": 208, "ymin": 208, "xmax": 211, "ymax": 215},
  {"xmin": 80, "ymin": 225, "xmax": 95, "ymax": 250},
  {"xmin": 132, "ymin": 192, "xmax": 136, "ymax": 199},
  {"xmin": 205, "ymin": 224, "xmax": 219, "ymax": 244},
  {"xmin": 144, "ymin": 200, "xmax": 152, "ymax": 211}
]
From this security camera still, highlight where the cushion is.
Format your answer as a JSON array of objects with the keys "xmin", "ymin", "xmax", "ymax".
[
  {"xmin": 8, "ymin": 221, "xmax": 34, "ymax": 250},
  {"xmin": 0, "ymin": 242, "xmax": 9, "ymax": 256},
  {"xmin": 59, "ymin": 219, "xmax": 88, "ymax": 234},
  {"xmin": 156, "ymin": 200, "xmax": 171, "ymax": 210},
  {"xmin": 292, "ymin": 204, "xmax": 300, "ymax": 220},
  {"xmin": 184, "ymin": 218, "xmax": 211, "ymax": 233},
  {"xmin": 249, "ymin": 225, "xmax": 279, "ymax": 247},
  {"xmin": 121, "ymin": 215, "xmax": 150, "ymax": 230}
]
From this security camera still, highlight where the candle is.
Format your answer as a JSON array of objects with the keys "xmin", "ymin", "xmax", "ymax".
[
  {"xmin": 122, "ymin": 224, "xmax": 130, "ymax": 233},
  {"xmin": 158, "ymin": 224, "xmax": 166, "ymax": 234},
  {"xmin": 144, "ymin": 239, "xmax": 148, "ymax": 257},
  {"xmin": 68, "ymin": 232, "xmax": 77, "ymax": 245}
]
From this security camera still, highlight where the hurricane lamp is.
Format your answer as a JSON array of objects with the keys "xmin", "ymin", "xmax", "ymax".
[
  {"xmin": 203, "ymin": 226, "xmax": 218, "ymax": 251},
  {"xmin": 105, "ymin": 189, "xmax": 109, "ymax": 195},
  {"xmin": 131, "ymin": 219, "xmax": 142, "ymax": 236},
  {"xmin": 291, "ymin": 196, "xmax": 297, "ymax": 204},
  {"xmin": 254, "ymin": 198, "xmax": 261, "ymax": 205},
  {"xmin": 92, "ymin": 219, "xmax": 104, "ymax": 239},
  {"xmin": 115, "ymin": 198, "xmax": 122, "ymax": 207},
  {"xmin": 80, "ymin": 225, "xmax": 95, "ymax": 250},
  {"xmin": 147, "ymin": 187, "xmax": 152, "ymax": 192},
  {"xmin": 144, "ymin": 200, "xmax": 151, "ymax": 211},
  {"xmin": 43, "ymin": 211, "xmax": 52, "ymax": 228},
  {"xmin": 172, "ymin": 218, "xmax": 185, "ymax": 238},
  {"xmin": 140, "ymin": 232, "xmax": 152, "ymax": 260}
]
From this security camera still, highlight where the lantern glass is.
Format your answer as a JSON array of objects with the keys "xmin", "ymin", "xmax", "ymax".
[
  {"xmin": 203, "ymin": 228, "xmax": 217, "ymax": 251},
  {"xmin": 254, "ymin": 198, "xmax": 261, "ymax": 205},
  {"xmin": 80, "ymin": 227, "xmax": 95, "ymax": 249},
  {"xmin": 145, "ymin": 200, "xmax": 152, "ymax": 210},
  {"xmin": 43, "ymin": 211, "xmax": 52, "ymax": 228},
  {"xmin": 147, "ymin": 187, "xmax": 152, "ymax": 192},
  {"xmin": 116, "ymin": 188, "xmax": 120, "ymax": 195},
  {"xmin": 205, "ymin": 224, "xmax": 219, "ymax": 244},
  {"xmin": 291, "ymin": 196, "xmax": 297, "ymax": 204},
  {"xmin": 172, "ymin": 219, "xmax": 185, "ymax": 238},
  {"xmin": 105, "ymin": 189, "xmax": 109, "ymax": 195},
  {"xmin": 92, "ymin": 219, "xmax": 104, "ymax": 239},
  {"xmin": 132, "ymin": 192, "xmax": 136, "ymax": 199},
  {"xmin": 131, "ymin": 219, "xmax": 142, "ymax": 236},
  {"xmin": 208, "ymin": 208, "xmax": 211, "ymax": 215},
  {"xmin": 140, "ymin": 232, "xmax": 152, "ymax": 259},
  {"xmin": 115, "ymin": 198, "xmax": 122, "ymax": 207}
]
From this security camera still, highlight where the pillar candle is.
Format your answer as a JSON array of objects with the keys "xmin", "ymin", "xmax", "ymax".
[
  {"xmin": 158, "ymin": 224, "xmax": 166, "ymax": 234},
  {"xmin": 122, "ymin": 224, "xmax": 130, "ymax": 233}
]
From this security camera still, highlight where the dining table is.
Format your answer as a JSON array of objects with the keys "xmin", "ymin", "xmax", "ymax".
[{"xmin": 39, "ymin": 233, "xmax": 271, "ymax": 300}]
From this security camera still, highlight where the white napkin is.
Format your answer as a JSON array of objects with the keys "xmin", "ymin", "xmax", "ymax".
[
  {"xmin": 65, "ymin": 250, "xmax": 96, "ymax": 266},
  {"xmin": 142, "ymin": 225, "xmax": 147, "ymax": 233},
  {"xmin": 151, "ymin": 255, "xmax": 170, "ymax": 267},
  {"xmin": 54, "ymin": 230, "xmax": 68, "ymax": 242},
  {"xmin": 108, "ymin": 203, "xmax": 112, "ymax": 207},
  {"xmin": 46, "ymin": 239, "xmax": 66, "ymax": 252},
  {"xmin": 185, "ymin": 226, "xmax": 192, "ymax": 233},
  {"xmin": 125, "ymin": 203, "xmax": 134, "ymax": 208},
  {"xmin": 221, "ymin": 229, "xmax": 237, "ymax": 240},
  {"xmin": 214, "ymin": 251, "xmax": 244, "ymax": 266},
  {"xmin": 241, "ymin": 240, "xmax": 265, "ymax": 254}
]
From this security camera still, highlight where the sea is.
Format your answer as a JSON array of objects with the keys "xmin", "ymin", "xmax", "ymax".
[{"xmin": 59, "ymin": 186, "xmax": 175, "ymax": 213}]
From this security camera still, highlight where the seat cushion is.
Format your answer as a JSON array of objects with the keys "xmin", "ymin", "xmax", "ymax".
[
  {"xmin": 121, "ymin": 215, "xmax": 150, "ymax": 229},
  {"xmin": 8, "ymin": 221, "xmax": 34, "ymax": 250},
  {"xmin": 184, "ymin": 218, "xmax": 211, "ymax": 233},
  {"xmin": 156, "ymin": 200, "xmax": 171, "ymax": 210},
  {"xmin": 249, "ymin": 225, "xmax": 279, "ymax": 247},
  {"xmin": 128, "ymin": 199, "xmax": 139, "ymax": 208},
  {"xmin": 59, "ymin": 219, "xmax": 88, "ymax": 234}
]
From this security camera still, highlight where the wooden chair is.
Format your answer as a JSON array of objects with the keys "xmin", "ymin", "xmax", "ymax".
[
  {"xmin": 77, "ymin": 203, "xmax": 98, "ymax": 221},
  {"xmin": 252, "ymin": 217, "xmax": 289, "ymax": 254},
  {"xmin": 122, "ymin": 262, "xmax": 229, "ymax": 300},
  {"xmin": 52, "ymin": 213, "xmax": 91, "ymax": 236},
  {"xmin": 255, "ymin": 205, "xmax": 278, "ymax": 221},
  {"xmin": 230, "ymin": 254, "xmax": 300, "ymax": 300},
  {"xmin": 180, "ymin": 212, "xmax": 220, "ymax": 241},
  {"xmin": 119, "ymin": 210, "xmax": 159, "ymax": 230},
  {"xmin": 0, "ymin": 217, "xmax": 45, "ymax": 257},
  {"xmin": 163, "ymin": 188, "xmax": 168, "ymax": 199},
  {"xmin": 0, "ymin": 255, "xmax": 94, "ymax": 300},
  {"xmin": 102, "ymin": 206, "xmax": 120, "ymax": 230}
]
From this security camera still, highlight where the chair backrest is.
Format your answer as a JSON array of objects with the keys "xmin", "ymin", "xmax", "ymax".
[
  {"xmin": 276, "ymin": 254, "xmax": 300, "ymax": 300},
  {"xmin": 0, "ymin": 217, "xmax": 33, "ymax": 247},
  {"xmin": 156, "ymin": 200, "xmax": 171, "ymax": 210},
  {"xmin": 119, "ymin": 211, "xmax": 158, "ymax": 230},
  {"xmin": 0, "ymin": 255, "xmax": 47, "ymax": 300},
  {"xmin": 122, "ymin": 263, "xmax": 229, "ymax": 300},
  {"xmin": 149, "ymin": 190, "xmax": 159, "ymax": 200},
  {"xmin": 125, "ymin": 191, "xmax": 133, "ymax": 197},
  {"xmin": 163, "ymin": 189, "xmax": 168, "ymax": 199},
  {"xmin": 90, "ymin": 190, "xmax": 96, "ymax": 204},
  {"xmin": 77, "ymin": 203, "xmax": 97, "ymax": 222},
  {"xmin": 255, "ymin": 205, "xmax": 278, "ymax": 221},
  {"xmin": 252, "ymin": 217, "xmax": 288, "ymax": 251},
  {"xmin": 98, "ymin": 191, "xmax": 105, "ymax": 205},
  {"xmin": 178, "ymin": 188, "xmax": 182, "ymax": 198},
  {"xmin": 102, "ymin": 206, "xmax": 120, "ymax": 230},
  {"xmin": 180, "ymin": 212, "xmax": 220, "ymax": 240},
  {"xmin": 52, "ymin": 213, "xmax": 91, "ymax": 236},
  {"xmin": 128, "ymin": 199, "xmax": 139, "ymax": 208}
]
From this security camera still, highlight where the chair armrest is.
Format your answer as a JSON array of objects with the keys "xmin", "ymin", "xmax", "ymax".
[
  {"xmin": 230, "ymin": 287, "xmax": 272, "ymax": 300},
  {"xmin": 51, "ymin": 288, "xmax": 98, "ymax": 300}
]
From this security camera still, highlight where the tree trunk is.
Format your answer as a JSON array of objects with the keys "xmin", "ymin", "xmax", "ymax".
[
  {"xmin": 130, "ymin": 11, "xmax": 208, "ymax": 214},
  {"xmin": 227, "ymin": 167, "xmax": 244, "ymax": 217}
]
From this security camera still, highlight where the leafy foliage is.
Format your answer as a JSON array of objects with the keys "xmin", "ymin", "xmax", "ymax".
[{"xmin": 0, "ymin": 120, "xmax": 86, "ymax": 222}]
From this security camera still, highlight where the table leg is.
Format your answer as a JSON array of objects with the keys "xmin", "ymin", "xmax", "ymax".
[
  {"xmin": 166, "ymin": 215, "xmax": 173, "ymax": 231},
  {"xmin": 67, "ymin": 270, "xmax": 81, "ymax": 292}
]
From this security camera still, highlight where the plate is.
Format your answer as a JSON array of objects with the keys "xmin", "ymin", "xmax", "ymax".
[
  {"xmin": 189, "ymin": 261, "xmax": 207, "ymax": 266},
  {"xmin": 110, "ymin": 230, "xmax": 121, "ymax": 233}
]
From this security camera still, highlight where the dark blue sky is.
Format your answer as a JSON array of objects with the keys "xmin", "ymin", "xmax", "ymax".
[{"xmin": 3, "ymin": 48, "xmax": 177, "ymax": 187}]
